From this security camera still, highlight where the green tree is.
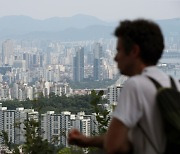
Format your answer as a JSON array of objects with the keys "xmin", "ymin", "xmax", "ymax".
[
  {"xmin": 0, "ymin": 130, "xmax": 20, "ymax": 154},
  {"xmin": 58, "ymin": 147, "xmax": 84, "ymax": 154},
  {"xmin": 0, "ymin": 130, "xmax": 12, "ymax": 150},
  {"xmin": 90, "ymin": 90, "xmax": 110, "ymax": 134},
  {"xmin": 22, "ymin": 119, "xmax": 61, "ymax": 154}
]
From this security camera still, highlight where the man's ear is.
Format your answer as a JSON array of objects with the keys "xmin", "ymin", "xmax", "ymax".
[{"xmin": 130, "ymin": 44, "xmax": 140, "ymax": 58}]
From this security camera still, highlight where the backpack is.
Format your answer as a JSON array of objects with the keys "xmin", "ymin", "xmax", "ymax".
[{"xmin": 139, "ymin": 76, "xmax": 180, "ymax": 154}]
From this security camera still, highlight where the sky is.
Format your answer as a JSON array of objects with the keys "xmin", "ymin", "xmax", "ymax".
[{"xmin": 0, "ymin": 0, "xmax": 180, "ymax": 21}]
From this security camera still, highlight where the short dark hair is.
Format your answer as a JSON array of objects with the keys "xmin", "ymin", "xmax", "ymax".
[{"xmin": 114, "ymin": 19, "xmax": 164, "ymax": 65}]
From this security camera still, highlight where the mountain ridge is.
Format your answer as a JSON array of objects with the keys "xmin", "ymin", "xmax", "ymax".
[{"xmin": 0, "ymin": 15, "xmax": 179, "ymax": 40}]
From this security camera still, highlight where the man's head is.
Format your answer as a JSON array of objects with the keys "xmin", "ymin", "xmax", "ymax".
[{"xmin": 114, "ymin": 19, "xmax": 164, "ymax": 76}]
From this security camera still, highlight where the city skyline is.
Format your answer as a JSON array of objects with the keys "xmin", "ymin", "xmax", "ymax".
[{"xmin": 0, "ymin": 0, "xmax": 179, "ymax": 151}]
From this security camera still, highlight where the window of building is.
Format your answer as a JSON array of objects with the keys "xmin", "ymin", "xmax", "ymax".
[
  {"xmin": 53, "ymin": 129, "xmax": 58, "ymax": 134},
  {"xmin": 53, "ymin": 116, "xmax": 58, "ymax": 121}
]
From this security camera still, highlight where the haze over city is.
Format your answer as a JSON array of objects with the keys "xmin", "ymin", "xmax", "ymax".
[{"xmin": 0, "ymin": 0, "xmax": 180, "ymax": 153}]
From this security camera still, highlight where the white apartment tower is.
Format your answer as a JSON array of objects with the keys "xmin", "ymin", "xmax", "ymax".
[
  {"xmin": 0, "ymin": 105, "xmax": 39, "ymax": 145},
  {"xmin": 2, "ymin": 39, "xmax": 14, "ymax": 66},
  {"xmin": 107, "ymin": 75, "xmax": 128, "ymax": 103},
  {"xmin": 41, "ymin": 111, "xmax": 71, "ymax": 147}
]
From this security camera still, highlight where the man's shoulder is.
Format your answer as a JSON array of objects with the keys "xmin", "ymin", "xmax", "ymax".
[
  {"xmin": 126, "ymin": 75, "xmax": 148, "ymax": 86},
  {"xmin": 125, "ymin": 66, "xmax": 169, "ymax": 88},
  {"xmin": 122, "ymin": 75, "xmax": 149, "ymax": 92},
  {"xmin": 127, "ymin": 72, "xmax": 180, "ymax": 91}
]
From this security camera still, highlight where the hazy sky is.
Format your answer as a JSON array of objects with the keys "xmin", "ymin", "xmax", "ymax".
[{"xmin": 0, "ymin": 0, "xmax": 179, "ymax": 21}]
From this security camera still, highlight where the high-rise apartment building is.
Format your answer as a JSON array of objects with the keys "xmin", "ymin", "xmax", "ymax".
[
  {"xmin": 93, "ymin": 43, "xmax": 103, "ymax": 59},
  {"xmin": 41, "ymin": 111, "xmax": 71, "ymax": 147},
  {"xmin": 93, "ymin": 43, "xmax": 103, "ymax": 80},
  {"xmin": 2, "ymin": 40, "xmax": 14, "ymax": 66},
  {"xmin": 93, "ymin": 58, "xmax": 100, "ymax": 80},
  {"xmin": 0, "ymin": 105, "xmax": 38, "ymax": 145},
  {"xmin": 73, "ymin": 47, "xmax": 84, "ymax": 82},
  {"xmin": 0, "ymin": 105, "xmax": 99, "ymax": 147},
  {"xmin": 107, "ymin": 75, "xmax": 128, "ymax": 103}
]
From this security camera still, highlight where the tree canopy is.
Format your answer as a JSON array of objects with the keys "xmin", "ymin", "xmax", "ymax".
[{"xmin": 1, "ymin": 93, "xmax": 106, "ymax": 114}]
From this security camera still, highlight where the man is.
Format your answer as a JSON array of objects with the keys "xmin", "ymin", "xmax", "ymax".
[{"xmin": 68, "ymin": 19, "xmax": 180, "ymax": 154}]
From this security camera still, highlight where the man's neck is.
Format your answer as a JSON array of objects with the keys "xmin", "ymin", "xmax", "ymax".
[{"xmin": 129, "ymin": 62, "xmax": 150, "ymax": 77}]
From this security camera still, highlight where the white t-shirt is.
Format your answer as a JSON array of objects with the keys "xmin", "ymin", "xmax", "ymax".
[{"xmin": 112, "ymin": 66, "xmax": 180, "ymax": 154}]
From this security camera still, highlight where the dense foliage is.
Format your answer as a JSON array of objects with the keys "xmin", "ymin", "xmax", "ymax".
[{"xmin": 1, "ymin": 93, "xmax": 99, "ymax": 114}]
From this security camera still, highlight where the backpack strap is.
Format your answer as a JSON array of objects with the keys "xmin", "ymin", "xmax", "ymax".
[
  {"xmin": 147, "ymin": 76, "xmax": 162, "ymax": 90},
  {"xmin": 137, "ymin": 76, "xmax": 165, "ymax": 154},
  {"xmin": 148, "ymin": 76, "xmax": 177, "ymax": 91},
  {"xmin": 169, "ymin": 76, "xmax": 177, "ymax": 91}
]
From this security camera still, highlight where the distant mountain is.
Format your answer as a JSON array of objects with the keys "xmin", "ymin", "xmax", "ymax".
[
  {"xmin": 0, "ymin": 15, "xmax": 179, "ymax": 40},
  {"xmin": 0, "ymin": 14, "xmax": 115, "ymax": 38},
  {"xmin": 18, "ymin": 25, "xmax": 114, "ymax": 41}
]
